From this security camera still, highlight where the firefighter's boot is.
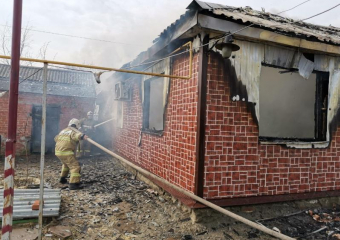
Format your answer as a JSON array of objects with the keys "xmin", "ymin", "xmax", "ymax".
[
  {"xmin": 69, "ymin": 183, "xmax": 83, "ymax": 190},
  {"xmin": 59, "ymin": 177, "xmax": 67, "ymax": 184}
]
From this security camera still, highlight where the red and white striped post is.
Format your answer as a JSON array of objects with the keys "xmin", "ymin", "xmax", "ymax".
[{"xmin": 2, "ymin": 0, "xmax": 23, "ymax": 239}]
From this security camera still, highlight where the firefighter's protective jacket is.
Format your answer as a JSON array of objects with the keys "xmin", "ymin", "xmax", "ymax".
[
  {"xmin": 55, "ymin": 127, "xmax": 82, "ymax": 156},
  {"xmin": 80, "ymin": 118, "xmax": 95, "ymax": 135}
]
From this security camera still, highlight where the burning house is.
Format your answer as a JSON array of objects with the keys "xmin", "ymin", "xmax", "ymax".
[
  {"xmin": 0, "ymin": 64, "xmax": 96, "ymax": 155},
  {"xmin": 99, "ymin": 0, "xmax": 340, "ymax": 207}
]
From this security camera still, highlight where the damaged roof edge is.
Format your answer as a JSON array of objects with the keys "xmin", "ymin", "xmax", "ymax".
[
  {"xmin": 197, "ymin": 14, "xmax": 340, "ymax": 55},
  {"xmin": 115, "ymin": 0, "xmax": 340, "ymax": 80},
  {"xmin": 189, "ymin": 0, "xmax": 340, "ymax": 46},
  {"xmin": 113, "ymin": 10, "xmax": 199, "ymax": 79}
]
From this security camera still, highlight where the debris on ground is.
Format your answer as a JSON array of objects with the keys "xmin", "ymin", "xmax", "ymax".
[
  {"xmin": 48, "ymin": 225, "xmax": 72, "ymax": 239},
  {"xmin": 9, "ymin": 155, "xmax": 340, "ymax": 239},
  {"xmin": 11, "ymin": 228, "xmax": 38, "ymax": 240},
  {"xmin": 257, "ymin": 206, "xmax": 340, "ymax": 239}
]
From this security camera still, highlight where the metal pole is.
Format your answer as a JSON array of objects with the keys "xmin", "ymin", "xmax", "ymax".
[
  {"xmin": 93, "ymin": 118, "xmax": 114, "ymax": 128},
  {"xmin": 38, "ymin": 63, "xmax": 48, "ymax": 240},
  {"xmin": 2, "ymin": 1, "xmax": 23, "ymax": 239},
  {"xmin": 0, "ymin": 41, "xmax": 193, "ymax": 80},
  {"xmin": 69, "ymin": 127, "xmax": 295, "ymax": 240}
]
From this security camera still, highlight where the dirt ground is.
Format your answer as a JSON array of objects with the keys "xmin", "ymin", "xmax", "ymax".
[{"xmin": 2, "ymin": 154, "xmax": 340, "ymax": 240}]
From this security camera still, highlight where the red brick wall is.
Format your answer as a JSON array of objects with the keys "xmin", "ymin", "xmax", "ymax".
[
  {"xmin": 204, "ymin": 53, "xmax": 340, "ymax": 199},
  {"xmin": 112, "ymin": 54, "xmax": 199, "ymax": 193},
  {"xmin": 0, "ymin": 92, "xmax": 94, "ymax": 155}
]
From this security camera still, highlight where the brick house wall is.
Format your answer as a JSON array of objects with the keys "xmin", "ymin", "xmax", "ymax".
[
  {"xmin": 111, "ymin": 48, "xmax": 340, "ymax": 204},
  {"xmin": 112, "ymin": 54, "xmax": 199, "ymax": 193},
  {"xmin": 0, "ymin": 92, "xmax": 95, "ymax": 155},
  {"xmin": 203, "ymin": 52, "xmax": 340, "ymax": 199}
]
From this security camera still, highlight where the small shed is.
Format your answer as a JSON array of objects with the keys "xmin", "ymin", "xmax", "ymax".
[{"xmin": 0, "ymin": 64, "xmax": 96, "ymax": 155}]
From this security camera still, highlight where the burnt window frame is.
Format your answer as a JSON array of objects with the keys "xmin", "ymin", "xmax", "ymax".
[
  {"xmin": 259, "ymin": 64, "xmax": 329, "ymax": 143},
  {"xmin": 142, "ymin": 76, "xmax": 167, "ymax": 136}
]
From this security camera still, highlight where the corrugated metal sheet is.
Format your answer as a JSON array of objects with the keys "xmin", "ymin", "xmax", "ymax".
[
  {"xmin": 230, "ymin": 40, "xmax": 263, "ymax": 119},
  {"xmin": 0, "ymin": 189, "xmax": 61, "ymax": 219},
  {"xmin": 191, "ymin": 0, "xmax": 340, "ymax": 45},
  {"xmin": 263, "ymin": 45, "xmax": 301, "ymax": 69},
  {"xmin": 298, "ymin": 54, "xmax": 315, "ymax": 79},
  {"xmin": 0, "ymin": 64, "xmax": 96, "ymax": 98}
]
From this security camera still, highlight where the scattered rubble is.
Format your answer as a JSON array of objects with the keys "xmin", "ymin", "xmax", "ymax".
[
  {"xmin": 9, "ymin": 155, "xmax": 340, "ymax": 239},
  {"xmin": 48, "ymin": 225, "xmax": 72, "ymax": 239},
  {"xmin": 258, "ymin": 205, "xmax": 340, "ymax": 239}
]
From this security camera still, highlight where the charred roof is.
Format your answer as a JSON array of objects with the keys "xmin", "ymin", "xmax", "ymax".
[
  {"xmin": 115, "ymin": 0, "xmax": 340, "ymax": 80},
  {"xmin": 185, "ymin": 0, "xmax": 340, "ymax": 45}
]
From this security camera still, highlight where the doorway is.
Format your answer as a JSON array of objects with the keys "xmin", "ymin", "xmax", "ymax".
[{"xmin": 31, "ymin": 105, "xmax": 60, "ymax": 153}]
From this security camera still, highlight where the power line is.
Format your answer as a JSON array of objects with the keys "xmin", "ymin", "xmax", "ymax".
[
  {"xmin": 0, "ymin": 67, "xmax": 43, "ymax": 96},
  {"xmin": 0, "ymin": 24, "xmax": 145, "ymax": 47},
  {"xmin": 277, "ymin": 0, "xmax": 312, "ymax": 14},
  {"xmin": 19, "ymin": 68, "xmax": 43, "ymax": 84},
  {"xmin": 300, "ymin": 3, "xmax": 340, "ymax": 21}
]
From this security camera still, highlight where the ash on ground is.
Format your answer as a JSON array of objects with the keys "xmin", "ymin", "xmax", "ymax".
[{"xmin": 3, "ymin": 155, "xmax": 339, "ymax": 240}]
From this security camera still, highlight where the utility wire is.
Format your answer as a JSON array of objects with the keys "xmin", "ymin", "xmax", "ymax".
[
  {"xmin": 0, "ymin": 67, "xmax": 43, "ymax": 96},
  {"xmin": 19, "ymin": 67, "xmax": 43, "ymax": 84},
  {"xmin": 0, "ymin": 1, "xmax": 313, "ymax": 53},
  {"xmin": 0, "ymin": 24, "xmax": 145, "ymax": 47},
  {"xmin": 62, "ymin": 0, "xmax": 312, "ymax": 73},
  {"xmin": 300, "ymin": 3, "xmax": 340, "ymax": 21},
  {"xmin": 277, "ymin": 0, "xmax": 312, "ymax": 14},
  {"xmin": 126, "ymin": 0, "xmax": 340, "ymax": 70}
]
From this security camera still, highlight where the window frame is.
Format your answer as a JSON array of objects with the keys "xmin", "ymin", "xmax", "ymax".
[
  {"xmin": 259, "ymin": 64, "xmax": 329, "ymax": 143},
  {"xmin": 142, "ymin": 76, "xmax": 167, "ymax": 136}
]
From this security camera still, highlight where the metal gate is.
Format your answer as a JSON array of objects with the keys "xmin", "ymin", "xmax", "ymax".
[{"xmin": 31, "ymin": 105, "xmax": 60, "ymax": 153}]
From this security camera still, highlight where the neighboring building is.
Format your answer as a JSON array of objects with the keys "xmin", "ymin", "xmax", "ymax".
[
  {"xmin": 99, "ymin": 0, "xmax": 340, "ymax": 207},
  {"xmin": 0, "ymin": 64, "xmax": 96, "ymax": 155}
]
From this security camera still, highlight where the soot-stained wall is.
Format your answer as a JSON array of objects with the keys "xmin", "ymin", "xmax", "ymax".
[{"xmin": 204, "ymin": 52, "xmax": 340, "ymax": 199}]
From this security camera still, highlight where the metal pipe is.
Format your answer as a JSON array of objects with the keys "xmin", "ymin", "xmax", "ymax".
[
  {"xmin": 0, "ymin": 41, "xmax": 193, "ymax": 80},
  {"xmin": 2, "ymin": 1, "xmax": 23, "ymax": 239},
  {"xmin": 38, "ymin": 63, "xmax": 48, "ymax": 240},
  {"xmin": 70, "ymin": 128, "xmax": 295, "ymax": 240},
  {"xmin": 93, "ymin": 118, "xmax": 114, "ymax": 128}
]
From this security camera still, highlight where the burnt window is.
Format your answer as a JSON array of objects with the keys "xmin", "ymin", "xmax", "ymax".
[
  {"xmin": 259, "ymin": 65, "xmax": 329, "ymax": 142},
  {"xmin": 143, "ymin": 77, "xmax": 165, "ymax": 134},
  {"xmin": 112, "ymin": 100, "xmax": 123, "ymax": 128}
]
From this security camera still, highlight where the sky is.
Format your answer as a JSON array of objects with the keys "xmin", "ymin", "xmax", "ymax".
[{"xmin": 0, "ymin": 0, "xmax": 339, "ymax": 71}]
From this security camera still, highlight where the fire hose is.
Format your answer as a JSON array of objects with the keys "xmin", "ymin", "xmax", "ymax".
[
  {"xmin": 71, "ymin": 128, "xmax": 295, "ymax": 240},
  {"xmin": 93, "ymin": 118, "xmax": 114, "ymax": 128}
]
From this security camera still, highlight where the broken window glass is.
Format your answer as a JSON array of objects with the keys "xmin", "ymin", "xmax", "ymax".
[
  {"xmin": 143, "ymin": 77, "xmax": 165, "ymax": 133},
  {"xmin": 259, "ymin": 65, "xmax": 329, "ymax": 142}
]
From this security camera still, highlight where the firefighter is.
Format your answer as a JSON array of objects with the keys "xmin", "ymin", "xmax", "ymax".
[
  {"xmin": 77, "ymin": 111, "xmax": 95, "ymax": 157},
  {"xmin": 55, "ymin": 118, "xmax": 88, "ymax": 190}
]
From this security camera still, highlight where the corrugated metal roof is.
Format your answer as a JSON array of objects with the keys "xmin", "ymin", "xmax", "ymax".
[
  {"xmin": 0, "ymin": 64, "xmax": 96, "ymax": 98},
  {"xmin": 0, "ymin": 189, "xmax": 61, "ymax": 219},
  {"xmin": 189, "ymin": 0, "xmax": 340, "ymax": 45}
]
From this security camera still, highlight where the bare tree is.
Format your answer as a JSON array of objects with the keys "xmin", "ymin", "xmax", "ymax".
[
  {"xmin": 0, "ymin": 22, "xmax": 51, "ymax": 66},
  {"xmin": 37, "ymin": 41, "xmax": 50, "ymax": 60},
  {"xmin": 0, "ymin": 23, "xmax": 11, "ymax": 65}
]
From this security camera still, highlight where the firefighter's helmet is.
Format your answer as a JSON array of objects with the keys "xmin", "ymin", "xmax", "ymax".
[{"xmin": 68, "ymin": 118, "xmax": 80, "ymax": 129}]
